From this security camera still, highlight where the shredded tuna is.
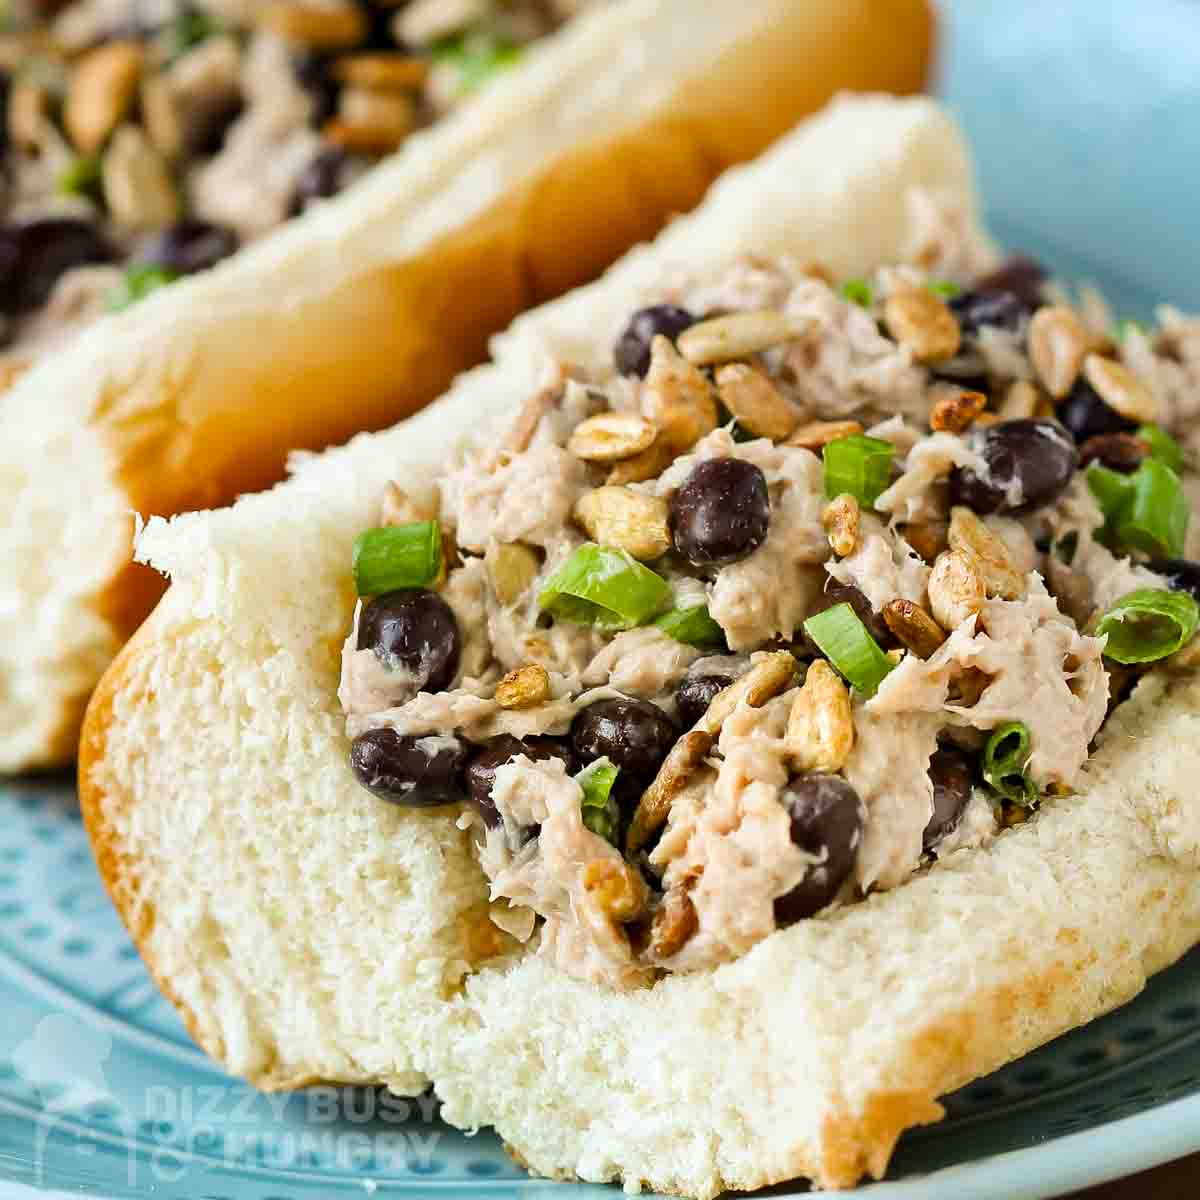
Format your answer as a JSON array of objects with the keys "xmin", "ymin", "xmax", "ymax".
[
  {"xmin": 876, "ymin": 431, "xmax": 987, "ymax": 523},
  {"xmin": 441, "ymin": 442, "xmax": 587, "ymax": 553},
  {"xmin": 582, "ymin": 628, "xmax": 702, "ymax": 697},
  {"xmin": 677, "ymin": 255, "xmax": 795, "ymax": 316},
  {"xmin": 868, "ymin": 578, "xmax": 1108, "ymax": 788},
  {"xmin": 444, "ymin": 559, "xmax": 493, "ymax": 682},
  {"xmin": 488, "ymin": 758, "xmax": 651, "ymax": 990},
  {"xmin": 826, "ymin": 514, "xmax": 930, "ymax": 612},
  {"xmin": 844, "ymin": 708, "xmax": 940, "ymax": 891},
  {"xmin": 932, "ymin": 790, "xmax": 998, "ymax": 860},
  {"xmin": 774, "ymin": 278, "xmax": 927, "ymax": 421},
  {"xmin": 348, "ymin": 687, "xmax": 577, "ymax": 743}
]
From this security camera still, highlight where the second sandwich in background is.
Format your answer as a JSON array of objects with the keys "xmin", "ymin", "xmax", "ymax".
[{"xmin": 0, "ymin": 0, "xmax": 934, "ymax": 772}]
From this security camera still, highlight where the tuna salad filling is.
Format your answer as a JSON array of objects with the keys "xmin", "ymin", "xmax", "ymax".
[
  {"xmin": 338, "ymin": 188, "xmax": 1200, "ymax": 990},
  {"xmin": 0, "ymin": 0, "xmax": 599, "ymax": 362}
]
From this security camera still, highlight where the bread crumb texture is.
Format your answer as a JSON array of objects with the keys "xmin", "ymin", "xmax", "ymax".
[{"xmin": 78, "ymin": 98, "xmax": 1200, "ymax": 1198}]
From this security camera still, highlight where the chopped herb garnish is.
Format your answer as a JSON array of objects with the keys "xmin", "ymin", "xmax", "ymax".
[
  {"xmin": 576, "ymin": 758, "xmax": 620, "ymax": 845},
  {"xmin": 823, "ymin": 433, "xmax": 895, "ymax": 508},
  {"xmin": 802, "ymin": 604, "xmax": 896, "ymax": 698},
  {"xmin": 539, "ymin": 543, "xmax": 672, "ymax": 631},
  {"xmin": 1095, "ymin": 588, "xmax": 1199, "ymax": 664},
  {"xmin": 840, "ymin": 278, "xmax": 873, "ymax": 308},
  {"xmin": 352, "ymin": 521, "xmax": 443, "ymax": 596},
  {"xmin": 105, "ymin": 265, "xmax": 179, "ymax": 312},
  {"xmin": 982, "ymin": 722, "xmax": 1038, "ymax": 805}
]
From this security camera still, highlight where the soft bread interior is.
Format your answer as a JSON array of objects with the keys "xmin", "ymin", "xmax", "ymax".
[
  {"xmin": 1, "ymin": 0, "xmax": 932, "ymax": 771},
  {"xmin": 82, "ymin": 99, "xmax": 1200, "ymax": 1200}
]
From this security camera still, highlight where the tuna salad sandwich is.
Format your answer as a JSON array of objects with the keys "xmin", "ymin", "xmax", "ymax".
[
  {"xmin": 80, "ymin": 95, "xmax": 1200, "ymax": 1196},
  {"xmin": 0, "ymin": 0, "xmax": 934, "ymax": 771}
]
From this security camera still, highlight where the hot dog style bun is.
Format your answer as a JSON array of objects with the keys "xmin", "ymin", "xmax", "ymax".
[
  {"xmin": 0, "ymin": 0, "xmax": 934, "ymax": 772},
  {"xmin": 82, "ymin": 97, "xmax": 1200, "ymax": 1200}
]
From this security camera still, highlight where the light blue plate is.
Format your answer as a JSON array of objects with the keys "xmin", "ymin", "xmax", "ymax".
[{"xmin": 4, "ymin": 2, "xmax": 1200, "ymax": 1196}]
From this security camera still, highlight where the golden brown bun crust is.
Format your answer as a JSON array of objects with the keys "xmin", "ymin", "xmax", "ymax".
[{"xmin": 86, "ymin": 0, "xmax": 931, "ymax": 722}]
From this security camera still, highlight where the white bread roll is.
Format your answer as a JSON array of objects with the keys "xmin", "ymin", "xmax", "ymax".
[
  {"xmin": 81, "ymin": 98, "xmax": 1198, "ymax": 1200},
  {"xmin": 0, "ymin": 0, "xmax": 934, "ymax": 772}
]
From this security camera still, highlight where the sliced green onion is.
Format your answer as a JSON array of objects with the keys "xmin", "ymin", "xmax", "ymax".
[
  {"xmin": 655, "ymin": 605, "xmax": 725, "ymax": 648},
  {"xmin": 1095, "ymin": 588, "xmax": 1200, "ymax": 664},
  {"xmin": 1087, "ymin": 459, "xmax": 1190, "ymax": 559},
  {"xmin": 1137, "ymin": 423, "xmax": 1185, "ymax": 474},
  {"xmin": 56, "ymin": 155, "xmax": 101, "ymax": 200},
  {"xmin": 982, "ymin": 722, "xmax": 1038, "ymax": 805},
  {"xmin": 539, "ymin": 543, "xmax": 672, "ymax": 631},
  {"xmin": 577, "ymin": 759, "xmax": 620, "ymax": 845},
  {"xmin": 1114, "ymin": 317, "xmax": 1148, "ymax": 342},
  {"xmin": 105, "ymin": 265, "xmax": 179, "ymax": 312},
  {"xmin": 823, "ymin": 433, "xmax": 895, "ymax": 508},
  {"xmin": 1112, "ymin": 459, "xmax": 1189, "ymax": 559},
  {"xmin": 160, "ymin": 7, "xmax": 224, "ymax": 62},
  {"xmin": 1085, "ymin": 462, "xmax": 1132, "ymax": 519},
  {"xmin": 927, "ymin": 279, "xmax": 962, "ymax": 299},
  {"xmin": 352, "ymin": 521, "xmax": 443, "ymax": 596},
  {"xmin": 802, "ymin": 603, "xmax": 896, "ymax": 698},
  {"xmin": 432, "ymin": 32, "xmax": 523, "ymax": 96},
  {"xmin": 840, "ymin": 278, "xmax": 873, "ymax": 308}
]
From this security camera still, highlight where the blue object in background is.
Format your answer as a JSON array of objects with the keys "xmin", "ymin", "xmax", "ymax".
[{"xmin": 940, "ymin": 0, "xmax": 1200, "ymax": 317}]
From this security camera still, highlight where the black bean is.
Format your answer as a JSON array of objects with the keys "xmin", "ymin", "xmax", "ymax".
[
  {"xmin": 0, "ymin": 219, "xmax": 112, "ymax": 314},
  {"xmin": 357, "ymin": 589, "xmax": 461, "ymax": 693},
  {"xmin": 670, "ymin": 457, "xmax": 770, "ymax": 566},
  {"xmin": 291, "ymin": 51, "xmax": 339, "ymax": 125},
  {"xmin": 1058, "ymin": 378, "xmax": 1138, "ymax": 443},
  {"xmin": 948, "ymin": 288, "xmax": 1027, "ymax": 337},
  {"xmin": 139, "ymin": 220, "xmax": 238, "ymax": 276},
  {"xmin": 613, "ymin": 304, "xmax": 696, "ymax": 378},
  {"xmin": 1077, "ymin": 432, "xmax": 1151, "ymax": 474},
  {"xmin": 773, "ymin": 773, "xmax": 864, "ymax": 925},
  {"xmin": 922, "ymin": 746, "xmax": 974, "ymax": 851},
  {"xmin": 349, "ymin": 728, "xmax": 467, "ymax": 805},
  {"xmin": 973, "ymin": 254, "xmax": 1047, "ymax": 311},
  {"xmin": 571, "ymin": 698, "xmax": 677, "ymax": 780},
  {"xmin": 291, "ymin": 147, "xmax": 351, "ymax": 214},
  {"xmin": 464, "ymin": 734, "xmax": 574, "ymax": 828},
  {"xmin": 674, "ymin": 673, "xmax": 734, "ymax": 729},
  {"xmin": 950, "ymin": 418, "xmax": 1078, "ymax": 514},
  {"xmin": 186, "ymin": 93, "xmax": 244, "ymax": 157},
  {"xmin": 1147, "ymin": 559, "xmax": 1200, "ymax": 604}
]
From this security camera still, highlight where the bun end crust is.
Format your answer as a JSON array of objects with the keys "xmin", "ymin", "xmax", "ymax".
[
  {"xmin": 1, "ymin": 0, "xmax": 933, "ymax": 772},
  {"xmin": 78, "ymin": 98, "xmax": 1200, "ymax": 1197}
]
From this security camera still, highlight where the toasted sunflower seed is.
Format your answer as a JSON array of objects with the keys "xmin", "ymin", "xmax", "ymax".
[
  {"xmin": 928, "ymin": 550, "xmax": 986, "ymax": 631},
  {"xmin": 786, "ymin": 419, "xmax": 864, "ymax": 452},
  {"xmin": 929, "ymin": 384, "xmax": 987, "ymax": 434},
  {"xmin": 676, "ymin": 309, "xmax": 811, "ymax": 365},
  {"xmin": 495, "ymin": 664, "xmax": 551, "ymax": 710},
  {"xmin": 649, "ymin": 887, "xmax": 698, "ymax": 958},
  {"xmin": 900, "ymin": 520, "xmax": 949, "ymax": 564},
  {"xmin": 948, "ymin": 506, "xmax": 1024, "ymax": 600},
  {"xmin": 626, "ymin": 730, "xmax": 714, "ymax": 853},
  {"xmin": 581, "ymin": 858, "xmax": 647, "ymax": 923},
  {"xmin": 66, "ymin": 41, "xmax": 144, "ymax": 156},
  {"xmin": 882, "ymin": 598, "xmax": 947, "ymax": 659},
  {"xmin": 715, "ymin": 362, "xmax": 798, "ymax": 441},
  {"xmin": 883, "ymin": 284, "xmax": 961, "ymax": 363},
  {"xmin": 1029, "ymin": 305, "xmax": 1090, "ymax": 398},
  {"xmin": 785, "ymin": 659, "xmax": 855, "ymax": 772},
  {"xmin": 823, "ymin": 493, "xmax": 861, "ymax": 557},
  {"xmin": 568, "ymin": 411, "xmax": 658, "ymax": 462},
  {"xmin": 574, "ymin": 486, "xmax": 671, "ymax": 561},
  {"xmin": 641, "ymin": 335, "xmax": 718, "ymax": 453},
  {"xmin": 259, "ymin": 1, "xmax": 367, "ymax": 48},
  {"xmin": 1082, "ymin": 353, "xmax": 1159, "ymax": 424},
  {"xmin": 485, "ymin": 542, "xmax": 540, "ymax": 606}
]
